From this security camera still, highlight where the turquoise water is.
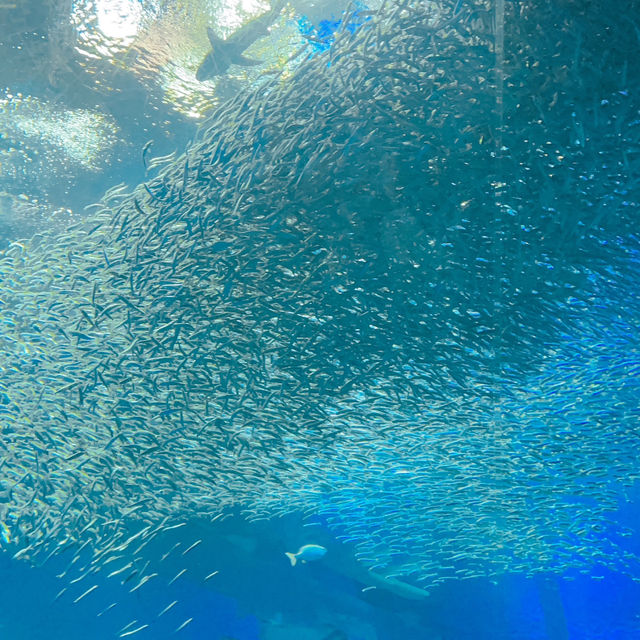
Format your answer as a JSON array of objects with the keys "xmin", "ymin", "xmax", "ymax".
[{"xmin": 0, "ymin": 0, "xmax": 639, "ymax": 638}]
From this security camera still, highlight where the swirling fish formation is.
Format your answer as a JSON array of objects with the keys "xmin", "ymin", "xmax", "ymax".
[{"xmin": 0, "ymin": 0, "xmax": 638, "ymax": 616}]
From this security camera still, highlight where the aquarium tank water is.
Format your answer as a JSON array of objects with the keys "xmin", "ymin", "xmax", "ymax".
[{"xmin": 0, "ymin": 0, "xmax": 639, "ymax": 638}]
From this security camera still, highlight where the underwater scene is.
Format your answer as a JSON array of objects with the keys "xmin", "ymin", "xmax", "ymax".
[{"xmin": 1, "ymin": 0, "xmax": 639, "ymax": 638}]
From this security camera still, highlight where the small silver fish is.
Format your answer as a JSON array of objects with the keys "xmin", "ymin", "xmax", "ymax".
[{"xmin": 285, "ymin": 544, "xmax": 327, "ymax": 566}]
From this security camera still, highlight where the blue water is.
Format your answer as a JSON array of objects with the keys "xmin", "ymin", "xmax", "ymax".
[
  {"xmin": 1, "ymin": 0, "xmax": 640, "ymax": 638},
  {"xmin": 0, "ymin": 500, "xmax": 637, "ymax": 639}
]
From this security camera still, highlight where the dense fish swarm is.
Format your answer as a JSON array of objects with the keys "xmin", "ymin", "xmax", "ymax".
[{"xmin": 0, "ymin": 0, "xmax": 639, "ymax": 603}]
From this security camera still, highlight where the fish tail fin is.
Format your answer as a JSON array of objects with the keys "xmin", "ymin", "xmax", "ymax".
[{"xmin": 285, "ymin": 552, "xmax": 297, "ymax": 566}]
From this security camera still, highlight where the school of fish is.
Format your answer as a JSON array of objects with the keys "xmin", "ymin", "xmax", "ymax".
[{"xmin": 0, "ymin": 0, "xmax": 639, "ymax": 627}]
